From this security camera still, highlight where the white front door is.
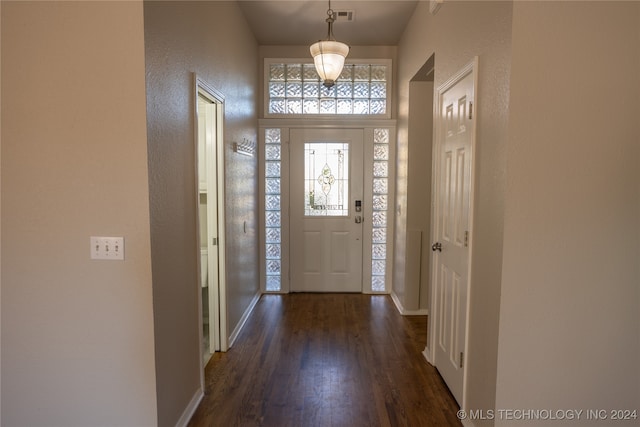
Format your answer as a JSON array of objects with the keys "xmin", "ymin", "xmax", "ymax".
[
  {"xmin": 290, "ymin": 128, "xmax": 364, "ymax": 292},
  {"xmin": 432, "ymin": 65, "xmax": 475, "ymax": 404}
]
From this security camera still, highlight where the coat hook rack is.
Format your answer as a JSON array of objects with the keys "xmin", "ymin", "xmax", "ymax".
[{"xmin": 233, "ymin": 138, "xmax": 256, "ymax": 157}]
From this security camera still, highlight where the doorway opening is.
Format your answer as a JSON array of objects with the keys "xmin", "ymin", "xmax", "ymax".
[
  {"xmin": 195, "ymin": 77, "xmax": 228, "ymax": 376},
  {"xmin": 260, "ymin": 124, "xmax": 395, "ymax": 294},
  {"xmin": 398, "ymin": 54, "xmax": 435, "ymax": 315}
]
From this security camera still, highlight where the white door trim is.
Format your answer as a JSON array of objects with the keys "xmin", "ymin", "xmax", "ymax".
[
  {"xmin": 194, "ymin": 75, "xmax": 228, "ymax": 392},
  {"xmin": 425, "ymin": 57, "xmax": 478, "ymax": 411}
]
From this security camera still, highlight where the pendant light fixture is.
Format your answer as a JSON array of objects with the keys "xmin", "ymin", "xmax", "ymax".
[{"xmin": 310, "ymin": 0, "xmax": 350, "ymax": 88}]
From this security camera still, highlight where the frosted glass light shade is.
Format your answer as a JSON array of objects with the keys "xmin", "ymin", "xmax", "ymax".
[{"xmin": 310, "ymin": 40, "xmax": 349, "ymax": 87}]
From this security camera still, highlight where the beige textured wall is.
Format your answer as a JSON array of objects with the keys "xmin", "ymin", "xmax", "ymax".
[
  {"xmin": 397, "ymin": 0, "xmax": 513, "ymax": 420},
  {"xmin": 497, "ymin": 2, "xmax": 640, "ymax": 423},
  {"xmin": 1, "ymin": 2, "xmax": 157, "ymax": 425},
  {"xmin": 143, "ymin": 2, "xmax": 259, "ymax": 426}
]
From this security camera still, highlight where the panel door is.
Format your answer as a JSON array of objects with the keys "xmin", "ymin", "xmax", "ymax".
[
  {"xmin": 433, "ymin": 70, "xmax": 474, "ymax": 404},
  {"xmin": 290, "ymin": 129, "xmax": 364, "ymax": 292}
]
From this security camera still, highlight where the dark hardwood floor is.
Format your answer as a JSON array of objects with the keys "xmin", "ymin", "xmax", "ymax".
[{"xmin": 188, "ymin": 293, "xmax": 462, "ymax": 427}]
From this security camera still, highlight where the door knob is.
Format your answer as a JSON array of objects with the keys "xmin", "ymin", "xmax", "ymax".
[
  {"xmin": 355, "ymin": 215, "xmax": 363, "ymax": 224},
  {"xmin": 431, "ymin": 242, "xmax": 442, "ymax": 252}
]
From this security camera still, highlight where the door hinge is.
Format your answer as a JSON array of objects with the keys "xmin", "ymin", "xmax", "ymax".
[
  {"xmin": 464, "ymin": 231, "xmax": 469, "ymax": 247},
  {"xmin": 460, "ymin": 352, "xmax": 464, "ymax": 368},
  {"xmin": 469, "ymin": 102, "xmax": 473, "ymax": 120},
  {"xmin": 212, "ymin": 237, "xmax": 218, "ymax": 246}
]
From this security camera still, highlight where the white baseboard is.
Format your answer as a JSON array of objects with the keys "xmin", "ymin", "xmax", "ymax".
[
  {"xmin": 390, "ymin": 291, "xmax": 404, "ymax": 313},
  {"xmin": 227, "ymin": 291, "xmax": 261, "ymax": 348},
  {"xmin": 390, "ymin": 291, "xmax": 429, "ymax": 316},
  {"xmin": 175, "ymin": 388, "xmax": 203, "ymax": 427},
  {"xmin": 422, "ymin": 346, "xmax": 434, "ymax": 365},
  {"xmin": 403, "ymin": 308, "xmax": 429, "ymax": 315},
  {"xmin": 177, "ymin": 292, "xmax": 261, "ymax": 426}
]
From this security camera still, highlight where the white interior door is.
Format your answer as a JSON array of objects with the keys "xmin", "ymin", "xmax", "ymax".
[
  {"xmin": 431, "ymin": 65, "xmax": 475, "ymax": 404},
  {"xmin": 196, "ymin": 78, "xmax": 228, "ymax": 371},
  {"xmin": 290, "ymin": 128, "xmax": 364, "ymax": 292},
  {"xmin": 197, "ymin": 94, "xmax": 221, "ymax": 357}
]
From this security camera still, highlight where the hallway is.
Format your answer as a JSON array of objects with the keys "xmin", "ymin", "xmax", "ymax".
[{"xmin": 189, "ymin": 293, "xmax": 462, "ymax": 427}]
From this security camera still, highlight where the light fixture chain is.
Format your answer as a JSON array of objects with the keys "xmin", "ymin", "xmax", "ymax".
[
  {"xmin": 326, "ymin": 0, "xmax": 335, "ymax": 40},
  {"xmin": 310, "ymin": 0, "xmax": 349, "ymax": 88}
]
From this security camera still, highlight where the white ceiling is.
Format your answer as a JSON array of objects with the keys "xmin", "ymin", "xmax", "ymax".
[{"xmin": 237, "ymin": 0, "xmax": 419, "ymax": 46}]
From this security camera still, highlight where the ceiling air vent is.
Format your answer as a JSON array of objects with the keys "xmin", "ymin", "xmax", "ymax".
[{"xmin": 334, "ymin": 10, "xmax": 355, "ymax": 22}]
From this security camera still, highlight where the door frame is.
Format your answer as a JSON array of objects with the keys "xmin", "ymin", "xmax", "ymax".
[
  {"xmin": 194, "ymin": 75, "xmax": 228, "ymax": 389},
  {"xmin": 259, "ymin": 118, "xmax": 397, "ymax": 294},
  {"xmin": 424, "ymin": 58, "xmax": 478, "ymax": 410}
]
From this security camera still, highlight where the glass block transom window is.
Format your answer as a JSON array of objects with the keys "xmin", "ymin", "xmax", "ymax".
[
  {"xmin": 371, "ymin": 128, "xmax": 390, "ymax": 292},
  {"xmin": 267, "ymin": 62, "xmax": 389, "ymax": 116},
  {"xmin": 264, "ymin": 129, "xmax": 282, "ymax": 292}
]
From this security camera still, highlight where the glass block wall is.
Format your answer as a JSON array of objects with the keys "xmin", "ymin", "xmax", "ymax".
[
  {"xmin": 263, "ymin": 127, "xmax": 393, "ymax": 293},
  {"xmin": 268, "ymin": 63, "xmax": 387, "ymax": 115},
  {"xmin": 264, "ymin": 129, "xmax": 282, "ymax": 292},
  {"xmin": 371, "ymin": 128, "xmax": 390, "ymax": 292}
]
